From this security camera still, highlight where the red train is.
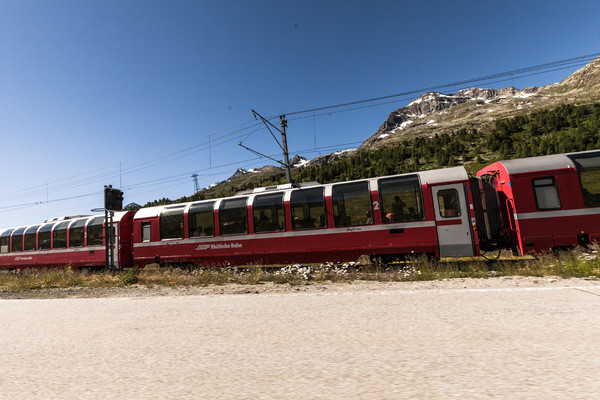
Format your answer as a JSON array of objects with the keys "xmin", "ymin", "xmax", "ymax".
[
  {"xmin": 0, "ymin": 213, "xmax": 134, "ymax": 270},
  {"xmin": 1, "ymin": 149, "xmax": 600, "ymax": 270},
  {"xmin": 476, "ymin": 149, "xmax": 600, "ymax": 254}
]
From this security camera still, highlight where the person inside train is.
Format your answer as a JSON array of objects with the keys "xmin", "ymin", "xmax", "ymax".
[
  {"xmin": 256, "ymin": 211, "xmax": 269, "ymax": 230},
  {"xmin": 391, "ymin": 196, "xmax": 405, "ymax": 220}
]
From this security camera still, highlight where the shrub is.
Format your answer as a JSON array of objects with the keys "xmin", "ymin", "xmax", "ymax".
[{"xmin": 118, "ymin": 268, "xmax": 139, "ymax": 285}]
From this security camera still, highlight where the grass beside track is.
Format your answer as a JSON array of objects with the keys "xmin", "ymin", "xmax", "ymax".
[{"xmin": 1, "ymin": 246, "xmax": 599, "ymax": 293}]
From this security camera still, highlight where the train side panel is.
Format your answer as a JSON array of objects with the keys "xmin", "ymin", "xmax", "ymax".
[
  {"xmin": 0, "ymin": 211, "xmax": 135, "ymax": 270},
  {"xmin": 132, "ymin": 168, "xmax": 478, "ymax": 267},
  {"xmin": 477, "ymin": 150, "xmax": 600, "ymax": 255}
]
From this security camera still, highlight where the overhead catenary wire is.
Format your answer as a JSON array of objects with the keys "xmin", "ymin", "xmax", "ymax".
[
  {"xmin": 0, "ymin": 138, "xmax": 366, "ymax": 214},
  {"xmin": 0, "ymin": 120, "xmax": 265, "ymax": 202},
  {"xmin": 285, "ymin": 61, "xmax": 596, "ymax": 123},
  {"xmin": 1, "ymin": 53, "xmax": 598, "ymax": 213},
  {"xmin": 281, "ymin": 52, "xmax": 599, "ymax": 118}
]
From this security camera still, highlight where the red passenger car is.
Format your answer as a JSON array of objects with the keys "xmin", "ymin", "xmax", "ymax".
[
  {"xmin": 0, "ymin": 211, "xmax": 134, "ymax": 270},
  {"xmin": 476, "ymin": 149, "xmax": 600, "ymax": 255},
  {"xmin": 132, "ymin": 167, "xmax": 480, "ymax": 267},
  {"xmin": 5, "ymin": 149, "xmax": 599, "ymax": 270}
]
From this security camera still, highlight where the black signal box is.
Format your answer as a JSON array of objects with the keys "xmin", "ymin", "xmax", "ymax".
[{"xmin": 104, "ymin": 186, "xmax": 124, "ymax": 211}]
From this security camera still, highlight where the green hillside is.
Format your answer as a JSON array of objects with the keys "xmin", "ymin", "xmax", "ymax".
[{"xmin": 143, "ymin": 102, "xmax": 600, "ymax": 208}]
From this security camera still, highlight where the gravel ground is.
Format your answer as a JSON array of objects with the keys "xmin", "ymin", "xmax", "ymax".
[
  {"xmin": 2, "ymin": 277, "xmax": 599, "ymax": 399},
  {"xmin": 2, "ymin": 275, "xmax": 599, "ymax": 300}
]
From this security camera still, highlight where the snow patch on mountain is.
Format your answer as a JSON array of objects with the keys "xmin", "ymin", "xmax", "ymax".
[{"xmin": 361, "ymin": 86, "xmax": 542, "ymax": 148}]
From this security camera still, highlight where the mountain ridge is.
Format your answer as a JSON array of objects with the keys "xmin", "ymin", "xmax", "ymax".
[
  {"xmin": 360, "ymin": 55, "xmax": 600, "ymax": 149},
  {"xmin": 145, "ymin": 55, "xmax": 600, "ymax": 207}
]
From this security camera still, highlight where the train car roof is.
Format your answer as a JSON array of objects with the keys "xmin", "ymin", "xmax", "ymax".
[
  {"xmin": 0, "ymin": 211, "xmax": 132, "ymax": 233},
  {"xmin": 418, "ymin": 166, "xmax": 469, "ymax": 185},
  {"xmin": 488, "ymin": 149, "xmax": 600, "ymax": 175},
  {"xmin": 92, "ymin": 211, "xmax": 132, "ymax": 223},
  {"xmin": 134, "ymin": 203, "xmax": 193, "ymax": 220},
  {"xmin": 134, "ymin": 166, "xmax": 470, "ymax": 220},
  {"xmin": 499, "ymin": 154, "xmax": 577, "ymax": 174}
]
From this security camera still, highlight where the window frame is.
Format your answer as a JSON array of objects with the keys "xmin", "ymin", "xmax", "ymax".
[
  {"xmin": 331, "ymin": 181, "xmax": 373, "ymax": 227},
  {"xmin": 10, "ymin": 227, "xmax": 26, "ymax": 252},
  {"xmin": 141, "ymin": 221, "xmax": 152, "ymax": 242},
  {"xmin": 38, "ymin": 223, "xmax": 54, "ymax": 250},
  {"xmin": 378, "ymin": 175, "xmax": 425, "ymax": 223},
  {"xmin": 568, "ymin": 154, "xmax": 600, "ymax": 208},
  {"xmin": 87, "ymin": 217, "xmax": 104, "ymax": 247},
  {"xmin": 253, "ymin": 193, "xmax": 285, "ymax": 234},
  {"xmin": 188, "ymin": 201, "xmax": 215, "ymax": 238},
  {"xmin": 219, "ymin": 197, "xmax": 248, "ymax": 236},
  {"xmin": 290, "ymin": 187, "xmax": 327, "ymax": 231},
  {"xmin": 68, "ymin": 219, "xmax": 86, "ymax": 248},
  {"xmin": 52, "ymin": 221, "xmax": 70, "ymax": 249},
  {"xmin": 24, "ymin": 225, "xmax": 40, "ymax": 251},
  {"xmin": 532, "ymin": 177, "xmax": 562, "ymax": 211},
  {"xmin": 437, "ymin": 188, "xmax": 462, "ymax": 218},
  {"xmin": 160, "ymin": 206, "xmax": 185, "ymax": 240},
  {"xmin": 0, "ymin": 229, "xmax": 14, "ymax": 253}
]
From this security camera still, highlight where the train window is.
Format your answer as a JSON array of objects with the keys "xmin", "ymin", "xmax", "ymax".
[
  {"xmin": 160, "ymin": 206, "xmax": 185, "ymax": 240},
  {"xmin": 437, "ymin": 189, "xmax": 461, "ymax": 218},
  {"xmin": 532, "ymin": 178, "xmax": 561, "ymax": 210},
  {"xmin": 253, "ymin": 193, "xmax": 284, "ymax": 233},
  {"xmin": 580, "ymin": 170, "xmax": 600, "ymax": 207},
  {"xmin": 52, "ymin": 221, "xmax": 69, "ymax": 249},
  {"xmin": 9, "ymin": 227, "xmax": 25, "ymax": 252},
  {"xmin": 291, "ymin": 187, "xmax": 326, "ymax": 230},
  {"xmin": 332, "ymin": 181, "xmax": 372, "ymax": 227},
  {"xmin": 69, "ymin": 219, "xmax": 86, "ymax": 248},
  {"xmin": 188, "ymin": 202, "xmax": 215, "ymax": 237},
  {"xmin": 38, "ymin": 224, "xmax": 54, "ymax": 250},
  {"xmin": 87, "ymin": 217, "xmax": 104, "ymax": 246},
  {"xmin": 0, "ymin": 229, "xmax": 13, "ymax": 253},
  {"xmin": 11, "ymin": 228, "xmax": 25, "ymax": 252},
  {"xmin": 219, "ymin": 197, "xmax": 248, "ymax": 235},
  {"xmin": 379, "ymin": 176, "xmax": 424, "ymax": 223},
  {"xmin": 141, "ymin": 221, "xmax": 151, "ymax": 242},
  {"xmin": 569, "ymin": 153, "xmax": 600, "ymax": 207},
  {"xmin": 24, "ymin": 225, "xmax": 40, "ymax": 251}
]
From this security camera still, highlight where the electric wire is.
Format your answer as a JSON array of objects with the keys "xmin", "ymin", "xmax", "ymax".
[
  {"xmin": 0, "ymin": 138, "xmax": 362, "ymax": 216},
  {"xmin": 286, "ymin": 61, "xmax": 595, "ymax": 123},
  {"xmin": 5, "ymin": 55, "xmax": 591, "ymax": 204},
  {"xmin": 1, "ymin": 53, "xmax": 598, "ymax": 216},
  {"xmin": 281, "ymin": 53, "xmax": 599, "ymax": 118},
  {"xmin": 0, "ymin": 120, "xmax": 265, "ymax": 202}
]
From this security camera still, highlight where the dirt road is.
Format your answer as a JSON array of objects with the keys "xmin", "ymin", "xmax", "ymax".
[{"xmin": 1, "ymin": 277, "xmax": 599, "ymax": 399}]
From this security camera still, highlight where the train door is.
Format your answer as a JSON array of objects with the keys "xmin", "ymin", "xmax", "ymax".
[
  {"xmin": 106, "ymin": 219, "xmax": 120, "ymax": 269},
  {"xmin": 113, "ymin": 221, "xmax": 120, "ymax": 269},
  {"xmin": 432, "ymin": 183, "xmax": 475, "ymax": 257}
]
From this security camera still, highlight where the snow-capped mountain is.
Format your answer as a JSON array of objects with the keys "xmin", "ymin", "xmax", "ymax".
[
  {"xmin": 360, "ymin": 56, "xmax": 600, "ymax": 149},
  {"xmin": 228, "ymin": 168, "xmax": 248, "ymax": 180},
  {"xmin": 360, "ymin": 87, "xmax": 540, "ymax": 148},
  {"xmin": 289, "ymin": 155, "xmax": 309, "ymax": 167},
  {"xmin": 222, "ymin": 55, "xmax": 600, "ymax": 181}
]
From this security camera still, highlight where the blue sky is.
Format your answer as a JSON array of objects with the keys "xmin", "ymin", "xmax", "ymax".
[{"xmin": 1, "ymin": 0, "xmax": 599, "ymax": 228}]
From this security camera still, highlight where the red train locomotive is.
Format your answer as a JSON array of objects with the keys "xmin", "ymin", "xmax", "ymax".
[
  {"xmin": 476, "ymin": 149, "xmax": 600, "ymax": 255},
  {"xmin": 1, "ymin": 149, "xmax": 599, "ymax": 270}
]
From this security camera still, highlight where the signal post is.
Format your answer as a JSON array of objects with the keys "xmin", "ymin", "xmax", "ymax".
[{"xmin": 103, "ymin": 185, "xmax": 124, "ymax": 270}]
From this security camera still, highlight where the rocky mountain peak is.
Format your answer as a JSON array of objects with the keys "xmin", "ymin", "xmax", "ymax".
[
  {"xmin": 229, "ymin": 168, "xmax": 248, "ymax": 180},
  {"xmin": 224, "ymin": 56, "xmax": 600, "ymax": 181},
  {"xmin": 361, "ymin": 87, "xmax": 541, "ymax": 148},
  {"xmin": 289, "ymin": 154, "xmax": 309, "ymax": 167},
  {"xmin": 547, "ymin": 55, "xmax": 600, "ymax": 93},
  {"xmin": 359, "ymin": 55, "xmax": 600, "ymax": 150},
  {"xmin": 305, "ymin": 149, "xmax": 357, "ymax": 167}
]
